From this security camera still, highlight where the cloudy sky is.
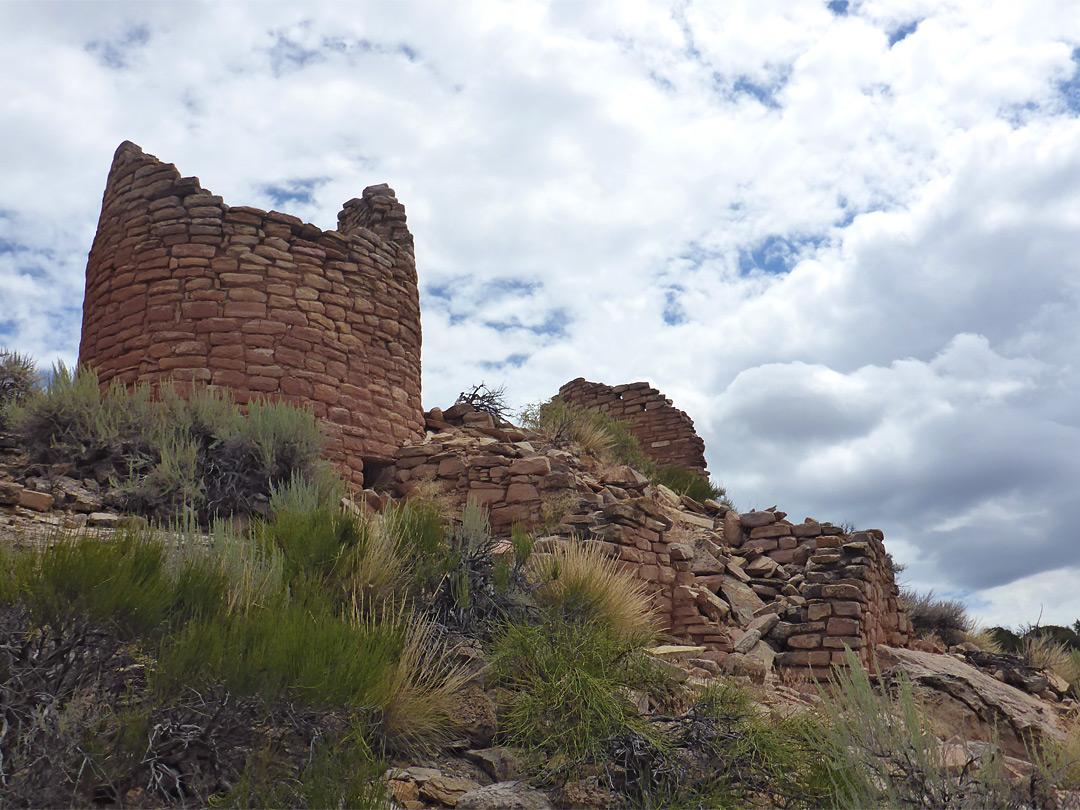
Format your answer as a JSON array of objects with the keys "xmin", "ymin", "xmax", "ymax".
[{"xmin": 2, "ymin": 0, "xmax": 1080, "ymax": 628}]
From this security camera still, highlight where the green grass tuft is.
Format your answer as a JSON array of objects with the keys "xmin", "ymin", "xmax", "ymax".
[
  {"xmin": 490, "ymin": 617, "xmax": 664, "ymax": 765},
  {"xmin": 652, "ymin": 465, "xmax": 729, "ymax": 506}
]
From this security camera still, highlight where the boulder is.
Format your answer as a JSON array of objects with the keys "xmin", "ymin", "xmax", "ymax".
[
  {"xmin": 0, "ymin": 481, "xmax": 22, "ymax": 506},
  {"xmin": 556, "ymin": 777, "xmax": 621, "ymax": 809},
  {"xmin": 465, "ymin": 747, "xmax": 523, "ymax": 782},
  {"xmin": 456, "ymin": 781, "xmax": 554, "ymax": 810},
  {"xmin": 877, "ymin": 646, "xmax": 1067, "ymax": 761},
  {"xmin": 420, "ymin": 775, "xmax": 483, "ymax": 806},
  {"xmin": 18, "ymin": 489, "xmax": 53, "ymax": 511},
  {"xmin": 454, "ymin": 685, "xmax": 498, "ymax": 748},
  {"xmin": 739, "ymin": 510, "xmax": 777, "ymax": 528}
]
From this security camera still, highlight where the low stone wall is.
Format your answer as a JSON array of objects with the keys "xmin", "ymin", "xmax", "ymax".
[
  {"xmin": 722, "ymin": 510, "xmax": 911, "ymax": 674},
  {"xmin": 385, "ymin": 409, "xmax": 910, "ymax": 677},
  {"xmin": 558, "ymin": 378, "xmax": 708, "ymax": 474}
]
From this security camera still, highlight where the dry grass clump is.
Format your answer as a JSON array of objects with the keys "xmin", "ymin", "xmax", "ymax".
[
  {"xmin": 961, "ymin": 627, "xmax": 1004, "ymax": 654},
  {"xmin": 1022, "ymin": 634, "xmax": 1080, "ymax": 684},
  {"xmin": 529, "ymin": 538, "xmax": 658, "ymax": 644},
  {"xmin": 342, "ymin": 513, "xmax": 410, "ymax": 607},
  {"xmin": 371, "ymin": 614, "xmax": 473, "ymax": 754},
  {"xmin": 900, "ymin": 588, "xmax": 973, "ymax": 647}
]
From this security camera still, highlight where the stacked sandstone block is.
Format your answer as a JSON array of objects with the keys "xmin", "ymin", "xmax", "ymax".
[
  {"xmin": 558, "ymin": 378, "xmax": 708, "ymax": 474},
  {"xmin": 78, "ymin": 142, "xmax": 424, "ymax": 487},
  {"xmin": 386, "ymin": 408, "xmax": 685, "ymax": 633},
  {"xmin": 723, "ymin": 510, "xmax": 911, "ymax": 673},
  {"xmin": 391, "ymin": 409, "xmax": 576, "ymax": 534},
  {"xmin": 577, "ymin": 499, "xmax": 682, "ymax": 632}
]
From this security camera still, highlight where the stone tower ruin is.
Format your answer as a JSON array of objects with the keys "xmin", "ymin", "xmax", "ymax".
[
  {"xmin": 78, "ymin": 141, "xmax": 424, "ymax": 486},
  {"xmin": 558, "ymin": 378, "xmax": 709, "ymax": 475}
]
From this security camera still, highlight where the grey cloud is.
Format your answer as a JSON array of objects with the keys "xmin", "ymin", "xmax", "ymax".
[{"xmin": 3, "ymin": 0, "xmax": 1080, "ymax": 627}]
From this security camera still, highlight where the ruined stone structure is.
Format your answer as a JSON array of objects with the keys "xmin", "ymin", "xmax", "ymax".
[
  {"xmin": 386, "ymin": 406, "xmax": 910, "ymax": 676},
  {"xmin": 558, "ymin": 378, "xmax": 708, "ymax": 475},
  {"xmin": 78, "ymin": 142, "xmax": 424, "ymax": 486},
  {"xmin": 73, "ymin": 141, "xmax": 909, "ymax": 677},
  {"xmin": 720, "ymin": 511, "xmax": 911, "ymax": 675}
]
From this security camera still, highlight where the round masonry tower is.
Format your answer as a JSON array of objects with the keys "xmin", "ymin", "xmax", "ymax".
[{"xmin": 78, "ymin": 141, "xmax": 424, "ymax": 487}]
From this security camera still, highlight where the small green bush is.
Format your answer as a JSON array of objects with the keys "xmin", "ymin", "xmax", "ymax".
[
  {"xmin": 379, "ymin": 496, "xmax": 448, "ymax": 597},
  {"xmin": 900, "ymin": 588, "xmax": 973, "ymax": 647},
  {"xmin": 609, "ymin": 678, "xmax": 835, "ymax": 807},
  {"xmin": 0, "ymin": 348, "xmax": 39, "ymax": 423},
  {"xmin": 490, "ymin": 617, "xmax": 665, "ymax": 766},
  {"xmin": 259, "ymin": 494, "xmax": 366, "ymax": 589},
  {"xmin": 154, "ymin": 599, "xmax": 402, "ymax": 706},
  {"xmin": 218, "ymin": 729, "xmax": 386, "ymax": 810},
  {"xmin": 8, "ymin": 362, "xmax": 162, "ymax": 473},
  {"xmin": 652, "ymin": 465, "xmax": 729, "ymax": 505},
  {"xmin": 24, "ymin": 529, "xmax": 189, "ymax": 637}
]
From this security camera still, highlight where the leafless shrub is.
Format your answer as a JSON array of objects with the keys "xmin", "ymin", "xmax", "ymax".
[{"xmin": 456, "ymin": 382, "xmax": 510, "ymax": 423}]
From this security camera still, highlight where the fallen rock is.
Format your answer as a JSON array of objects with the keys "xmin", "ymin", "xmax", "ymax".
[
  {"xmin": 674, "ymin": 510, "xmax": 715, "ymax": 530},
  {"xmin": 54, "ymin": 476, "xmax": 103, "ymax": 512},
  {"xmin": 455, "ymin": 684, "xmax": 498, "ymax": 748},
  {"xmin": 719, "ymin": 575, "xmax": 766, "ymax": 625},
  {"xmin": 388, "ymin": 778, "xmax": 420, "ymax": 805},
  {"xmin": 733, "ymin": 629, "xmax": 762, "ymax": 654},
  {"xmin": 87, "ymin": 512, "xmax": 124, "ymax": 527},
  {"xmin": 739, "ymin": 510, "xmax": 777, "ymax": 529},
  {"xmin": 465, "ymin": 747, "xmax": 523, "ymax": 782},
  {"xmin": 745, "ymin": 555, "xmax": 780, "ymax": 578},
  {"xmin": 877, "ymin": 645, "xmax": 1067, "ymax": 761},
  {"xmin": 556, "ymin": 776, "xmax": 621, "ymax": 809},
  {"xmin": 18, "ymin": 489, "xmax": 53, "ymax": 512},
  {"xmin": 401, "ymin": 766, "xmax": 441, "ymax": 783},
  {"xmin": 456, "ymin": 781, "xmax": 554, "ymax": 810},
  {"xmin": 419, "ymin": 775, "xmax": 482, "ymax": 807},
  {"xmin": 0, "ymin": 481, "xmax": 22, "ymax": 506}
]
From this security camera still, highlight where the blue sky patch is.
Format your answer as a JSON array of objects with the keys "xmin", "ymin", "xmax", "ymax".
[
  {"xmin": 487, "ymin": 278, "xmax": 541, "ymax": 297},
  {"xmin": 425, "ymin": 283, "xmax": 454, "ymax": 301},
  {"xmin": 261, "ymin": 177, "xmax": 330, "ymax": 207},
  {"xmin": 663, "ymin": 286, "xmax": 687, "ymax": 326},
  {"xmin": 738, "ymin": 233, "xmax": 827, "ymax": 275},
  {"xmin": 85, "ymin": 25, "xmax": 150, "ymax": 70},
  {"xmin": 481, "ymin": 353, "xmax": 529, "ymax": 371},
  {"xmin": 672, "ymin": 241, "xmax": 726, "ymax": 274},
  {"xmin": 268, "ymin": 30, "xmax": 420, "ymax": 76},
  {"xmin": 268, "ymin": 33, "xmax": 323, "ymax": 75},
  {"xmin": 484, "ymin": 307, "xmax": 569, "ymax": 338},
  {"xmin": 1060, "ymin": 47, "xmax": 1080, "ymax": 115},
  {"xmin": 888, "ymin": 20, "xmax": 920, "ymax": 47},
  {"xmin": 827, "ymin": 1, "xmax": 849, "ymax": 16},
  {"xmin": 731, "ymin": 74, "xmax": 784, "ymax": 109}
]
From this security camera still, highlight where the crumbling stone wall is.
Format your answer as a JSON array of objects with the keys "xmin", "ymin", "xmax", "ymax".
[
  {"xmin": 78, "ymin": 142, "xmax": 424, "ymax": 487},
  {"xmin": 720, "ymin": 510, "xmax": 911, "ymax": 674},
  {"xmin": 386, "ymin": 406, "xmax": 909, "ymax": 676},
  {"xmin": 558, "ymin": 378, "xmax": 708, "ymax": 475}
]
